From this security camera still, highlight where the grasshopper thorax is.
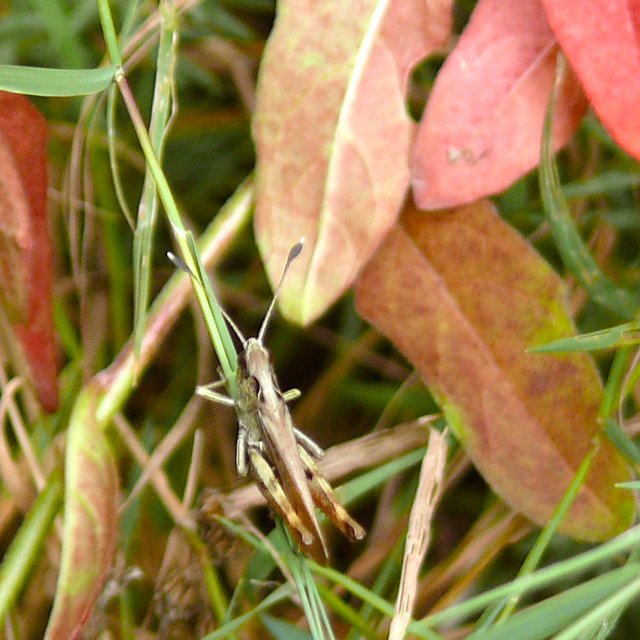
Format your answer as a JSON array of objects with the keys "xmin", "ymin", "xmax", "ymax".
[{"xmin": 237, "ymin": 337, "xmax": 282, "ymax": 410}]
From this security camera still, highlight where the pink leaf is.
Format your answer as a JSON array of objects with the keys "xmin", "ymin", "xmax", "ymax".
[
  {"xmin": 543, "ymin": 0, "xmax": 640, "ymax": 160},
  {"xmin": 412, "ymin": 0, "xmax": 587, "ymax": 210},
  {"xmin": 253, "ymin": 0, "xmax": 453, "ymax": 324}
]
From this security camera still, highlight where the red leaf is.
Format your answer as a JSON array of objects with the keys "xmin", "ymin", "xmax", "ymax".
[
  {"xmin": 411, "ymin": 0, "xmax": 588, "ymax": 210},
  {"xmin": 543, "ymin": 0, "xmax": 640, "ymax": 160},
  {"xmin": 0, "ymin": 129, "xmax": 30, "ymax": 321},
  {"xmin": 44, "ymin": 385, "xmax": 119, "ymax": 640},
  {"xmin": 253, "ymin": 0, "xmax": 453, "ymax": 324},
  {"xmin": 355, "ymin": 200, "xmax": 634, "ymax": 541},
  {"xmin": 0, "ymin": 92, "xmax": 58, "ymax": 411}
]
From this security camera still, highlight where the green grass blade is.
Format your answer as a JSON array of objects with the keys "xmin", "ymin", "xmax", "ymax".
[
  {"xmin": 346, "ymin": 541, "xmax": 404, "ymax": 640},
  {"xmin": 465, "ymin": 566, "xmax": 640, "ymax": 640},
  {"xmin": 420, "ymin": 527, "xmax": 640, "ymax": 629},
  {"xmin": 201, "ymin": 585, "xmax": 293, "ymax": 640},
  {"xmin": 339, "ymin": 447, "xmax": 426, "ymax": 503},
  {"xmin": 311, "ymin": 563, "xmax": 441, "ymax": 640},
  {"xmin": 599, "ymin": 347, "xmax": 634, "ymax": 421},
  {"xmin": 132, "ymin": 3, "xmax": 179, "ymax": 361},
  {"xmin": 261, "ymin": 614, "xmax": 313, "ymax": 640},
  {"xmin": 553, "ymin": 574, "xmax": 640, "ymax": 640},
  {"xmin": 530, "ymin": 321, "xmax": 640, "ymax": 352},
  {"xmin": 539, "ymin": 57, "xmax": 639, "ymax": 319},
  {"xmin": 617, "ymin": 481, "xmax": 640, "ymax": 489},
  {"xmin": 181, "ymin": 528, "xmax": 231, "ymax": 628},
  {"xmin": 222, "ymin": 447, "xmax": 428, "ymax": 637},
  {"xmin": 184, "ymin": 231, "xmax": 238, "ymax": 388},
  {"xmin": 605, "ymin": 419, "xmax": 640, "ymax": 465},
  {"xmin": 481, "ymin": 444, "xmax": 597, "ymax": 626},
  {"xmin": 309, "ymin": 528, "xmax": 640, "ymax": 637},
  {"xmin": 562, "ymin": 170, "xmax": 640, "ymax": 199},
  {"xmin": 275, "ymin": 522, "xmax": 336, "ymax": 640},
  {"xmin": 212, "ymin": 516, "xmax": 272, "ymax": 556},
  {"xmin": 118, "ymin": 0, "xmax": 144, "ymax": 43},
  {"xmin": 95, "ymin": 0, "xmax": 123, "ymax": 67},
  {"xmin": 224, "ymin": 520, "xmax": 336, "ymax": 640},
  {"xmin": 93, "ymin": 177, "xmax": 252, "ymax": 424},
  {"xmin": 113, "ymin": 65, "xmax": 241, "ymax": 378},
  {"xmin": 0, "ymin": 473, "xmax": 63, "ymax": 621},
  {"xmin": 0, "ymin": 64, "xmax": 115, "ymax": 95},
  {"xmin": 317, "ymin": 583, "xmax": 379, "ymax": 640},
  {"xmin": 106, "ymin": 85, "xmax": 135, "ymax": 229},
  {"xmin": 114, "ymin": 70, "xmax": 243, "ymax": 388}
]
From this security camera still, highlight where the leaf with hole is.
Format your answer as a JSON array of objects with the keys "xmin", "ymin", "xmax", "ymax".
[{"xmin": 253, "ymin": 0, "xmax": 453, "ymax": 324}]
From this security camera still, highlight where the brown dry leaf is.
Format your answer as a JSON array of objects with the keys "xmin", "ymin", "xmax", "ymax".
[
  {"xmin": 355, "ymin": 200, "xmax": 634, "ymax": 541},
  {"xmin": 411, "ymin": 0, "xmax": 587, "ymax": 210},
  {"xmin": 253, "ymin": 0, "xmax": 453, "ymax": 324}
]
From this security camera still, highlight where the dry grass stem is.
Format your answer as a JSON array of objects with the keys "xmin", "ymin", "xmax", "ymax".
[
  {"xmin": 121, "ymin": 395, "xmax": 204, "ymax": 512},
  {"xmin": 418, "ymin": 507, "xmax": 531, "ymax": 613},
  {"xmin": 113, "ymin": 413, "xmax": 191, "ymax": 525},
  {"xmin": 388, "ymin": 427, "xmax": 448, "ymax": 640}
]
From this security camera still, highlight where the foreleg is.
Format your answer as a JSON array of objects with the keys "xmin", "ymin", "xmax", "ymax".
[{"xmin": 196, "ymin": 378, "xmax": 236, "ymax": 406}]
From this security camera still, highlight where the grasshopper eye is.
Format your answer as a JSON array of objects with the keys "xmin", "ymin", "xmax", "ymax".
[{"xmin": 248, "ymin": 375, "xmax": 261, "ymax": 396}]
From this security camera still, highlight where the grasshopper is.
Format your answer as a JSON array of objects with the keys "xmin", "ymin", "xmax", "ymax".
[{"xmin": 195, "ymin": 241, "xmax": 364, "ymax": 563}]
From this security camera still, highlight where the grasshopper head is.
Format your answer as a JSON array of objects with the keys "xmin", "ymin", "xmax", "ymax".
[{"xmin": 239, "ymin": 338, "xmax": 271, "ymax": 376}]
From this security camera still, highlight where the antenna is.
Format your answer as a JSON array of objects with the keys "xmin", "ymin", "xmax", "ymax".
[
  {"xmin": 168, "ymin": 251, "xmax": 247, "ymax": 345},
  {"xmin": 257, "ymin": 238, "xmax": 304, "ymax": 344},
  {"xmin": 220, "ymin": 307, "xmax": 247, "ymax": 346}
]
